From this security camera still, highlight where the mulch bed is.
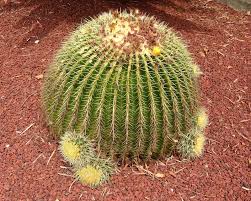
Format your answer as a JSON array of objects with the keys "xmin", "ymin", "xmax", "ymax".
[{"xmin": 0, "ymin": 0, "xmax": 250, "ymax": 200}]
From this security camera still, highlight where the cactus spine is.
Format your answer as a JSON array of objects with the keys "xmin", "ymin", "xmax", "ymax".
[{"xmin": 42, "ymin": 10, "xmax": 208, "ymax": 186}]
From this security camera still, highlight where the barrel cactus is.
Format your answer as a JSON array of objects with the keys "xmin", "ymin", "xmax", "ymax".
[{"xmin": 42, "ymin": 10, "xmax": 208, "ymax": 186}]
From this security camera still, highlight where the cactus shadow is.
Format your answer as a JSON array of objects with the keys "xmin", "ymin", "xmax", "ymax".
[
  {"xmin": 132, "ymin": 0, "xmax": 213, "ymax": 33},
  {"xmin": 3, "ymin": 0, "xmax": 213, "ymax": 47}
]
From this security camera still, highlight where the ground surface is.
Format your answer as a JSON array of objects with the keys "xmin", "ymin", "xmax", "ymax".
[{"xmin": 0, "ymin": 0, "xmax": 250, "ymax": 200}]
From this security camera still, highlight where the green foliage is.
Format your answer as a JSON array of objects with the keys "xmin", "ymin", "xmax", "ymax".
[{"xmin": 42, "ymin": 10, "xmax": 208, "ymax": 162}]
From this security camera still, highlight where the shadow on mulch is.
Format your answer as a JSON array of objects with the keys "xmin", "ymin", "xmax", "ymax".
[{"xmin": 3, "ymin": 0, "xmax": 214, "ymax": 47}]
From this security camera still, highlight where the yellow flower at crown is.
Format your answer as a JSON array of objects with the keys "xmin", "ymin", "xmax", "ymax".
[{"xmin": 152, "ymin": 46, "xmax": 161, "ymax": 56}]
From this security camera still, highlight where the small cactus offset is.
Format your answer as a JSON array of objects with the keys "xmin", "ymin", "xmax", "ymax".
[
  {"xmin": 59, "ymin": 131, "xmax": 114, "ymax": 187},
  {"xmin": 42, "ymin": 10, "xmax": 208, "ymax": 186}
]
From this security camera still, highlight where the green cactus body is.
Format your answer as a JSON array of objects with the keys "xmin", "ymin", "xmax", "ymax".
[{"xmin": 42, "ymin": 10, "xmax": 207, "ymax": 162}]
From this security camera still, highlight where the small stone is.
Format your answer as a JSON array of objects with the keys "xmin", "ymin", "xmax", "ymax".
[
  {"xmin": 35, "ymin": 74, "xmax": 44, "ymax": 79},
  {"xmin": 4, "ymin": 183, "xmax": 11, "ymax": 191},
  {"xmin": 34, "ymin": 40, "xmax": 40, "ymax": 44},
  {"xmin": 199, "ymin": 51, "xmax": 206, "ymax": 57},
  {"xmin": 5, "ymin": 144, "xmax": 10, "ymax": 148},
  {"xmin": 155, "ymin": 173, "xmax": 165, "ymax": 178},
  {"xmin": 203, "ymin": 47, "xmax": 209, "ymax": 55}
]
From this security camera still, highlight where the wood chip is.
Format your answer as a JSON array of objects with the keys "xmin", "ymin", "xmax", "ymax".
[
  {"xmin": 18, "ymin": 123, "xmax": 34, "ymax": 136},
  {"xmin": 57, "ymin": 173, "xmax": 74, "ymax": 177},
  {"xmin": 47, "ymin": 149, "xmax": 56, "ymax": 165},
  {"xmin": 169, "ymin": 171, "xmax": 176, "ymax": 178},
  {"xmin": 32, "ymin": 153, "xmax": 45, "ymax": 164},
  {"xmin": 242, "ymin": 186, "xmax": 251, "ymax": 191}
]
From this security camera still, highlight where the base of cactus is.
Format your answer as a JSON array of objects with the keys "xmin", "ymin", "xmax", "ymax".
[{"xmin": 60, "ymin": 128, "xmax": 206, "ymax": 187}]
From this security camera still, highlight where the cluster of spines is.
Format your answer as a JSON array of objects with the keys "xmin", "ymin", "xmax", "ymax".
[
  {"xmin": 59, "ymin": 131, "xmax": 114, "ymax": 187},
  {"xmin": 177, "ymin": 108, "xmax": 208, "ymax": 158}
]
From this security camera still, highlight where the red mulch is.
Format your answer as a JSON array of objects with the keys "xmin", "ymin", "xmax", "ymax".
[{"xmin": 0, "ymin": 0, "xmax": 250, "ymax": 200}]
